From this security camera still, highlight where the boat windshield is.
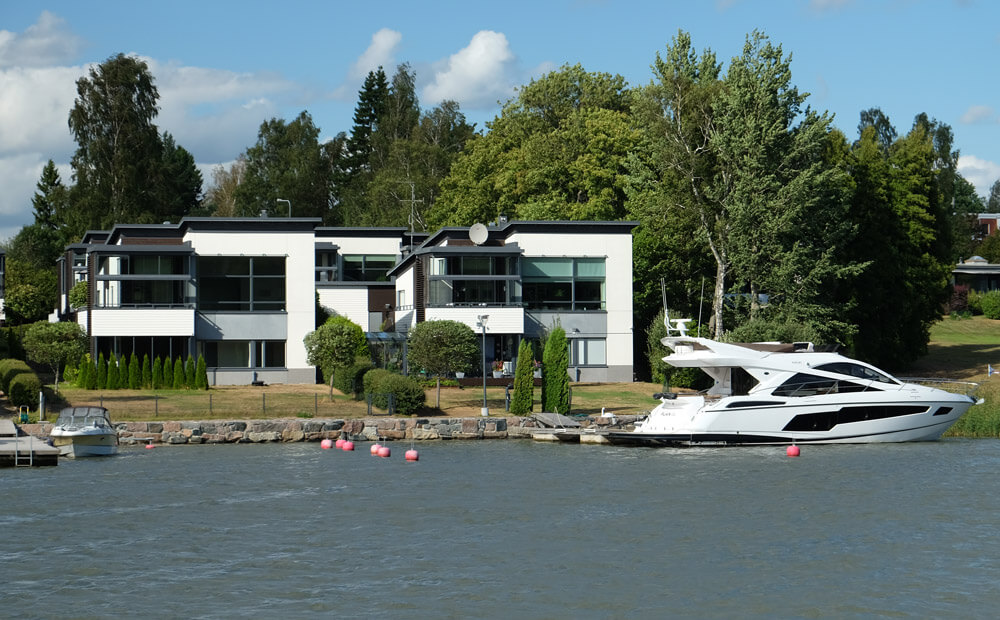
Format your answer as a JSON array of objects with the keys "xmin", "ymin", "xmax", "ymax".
[{"xmin": 812, "ymin": 362, "xmax": 898, "ymax": 385}]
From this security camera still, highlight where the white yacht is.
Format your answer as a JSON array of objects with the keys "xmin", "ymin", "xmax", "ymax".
[
  {"xmin": 608, "ymin": 316, "xmax": 981, "ymax": 447},
  {"xmin": 49, "ymin": 407, "xmax": 118, "ymax": 457}
]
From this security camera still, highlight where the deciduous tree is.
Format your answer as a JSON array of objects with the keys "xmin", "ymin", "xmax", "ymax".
[
  {"xmin": 22, "ymin": 321, "xmax": 87, "ymax": 392},
  {"xmin": 407, "ymin": 320, "xmax": 479, "ymax": 408}
]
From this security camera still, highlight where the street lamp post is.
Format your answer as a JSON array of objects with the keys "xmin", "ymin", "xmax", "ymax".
[
  {"xmin": 276, "ymin": 198, "xmax": 291, "ymax": 217},
  {"xmin": 477, "ymin": 314, "xmax": 489, "ymax": 416}
]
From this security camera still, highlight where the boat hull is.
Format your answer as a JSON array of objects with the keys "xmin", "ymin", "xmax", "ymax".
[
  {"xmin": 50, "ymin": 432, "xmax": 117, "ymax": 457},
  {"xmin": 609, "ymin": 395, "xmax": 976, "ymax": 447}
]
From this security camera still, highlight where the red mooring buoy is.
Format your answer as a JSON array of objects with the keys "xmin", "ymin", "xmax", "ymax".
[
  {"xmin": 787, "ymin": 445, "xmax": 800, "ymax": 457},
  {"xmin": 371, "ymin": 442, "xmax": 382, "ymax": 455},
  {"xmin": 335, "ymin": 438, "xmax": 345, "ymax": 449},
  {"xmin": 377, "ymin": 445, "xmax": 391, "ymax": 458},
  {"xmin": 320, "ymin": 439, "xmax": 333, "ymax": 450},
  {"xmin": 343, "ymin": 440, "xmax": 355, "ymax": 451},
  {"xmin": 405, "ymin": 449, "xmax": 419, "ymax": 462}
]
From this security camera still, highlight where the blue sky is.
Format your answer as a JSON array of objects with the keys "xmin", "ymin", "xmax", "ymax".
[{"xmin": 2, "ymin": 0, "xmax": 999, "ymax": 240}]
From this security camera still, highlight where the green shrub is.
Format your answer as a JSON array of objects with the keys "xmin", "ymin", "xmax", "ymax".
[
  {"xmin": 172, "ymin": 358, "xmax": 185, "ymax": 389},
  {"xmin": 968, "ymin": 289, "xmax": 984, "ymax": 315},
  {"xmin": 9, "ymin": 371, "xmax": 42, "ymax": 407},
  {"xmin": 0, "ymin": 358, "xmax": 32, "ymax": 394},
  {"xmin": 334, "ymin": 361, "xmax": 374, "ymax": 398},
  {"xmin": 363, "ymin": 369, "xmax": 425, "ymax": 415},
  {"xmin": 981, "ymin": 290, "xmax": 1000, "ymax": 319},
  {"xmin": 196, "ymin": 355, "xmax": 208, "ymax": 390}
]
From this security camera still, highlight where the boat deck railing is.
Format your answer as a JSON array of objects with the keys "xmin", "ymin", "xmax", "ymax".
[{"xmin": 897, "ymin": 377, "xmax": 980, "ymax": 397}]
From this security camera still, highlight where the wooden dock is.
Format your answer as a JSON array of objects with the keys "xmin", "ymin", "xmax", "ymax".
[{"xmin": 0, "ymin": 419, "xmax": 59, "ymax": 467}]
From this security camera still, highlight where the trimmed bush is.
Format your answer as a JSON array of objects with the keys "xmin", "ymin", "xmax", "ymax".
[
  {"xmin": 9, "ymin": 371, "xmax": 42, "ymax": 407},
  {"xmin": 334, "ymin": 361, "xmax": 374, "ymax": 398},
  {"xmin": 363, "ymin": 369, "xmax": 425, "ymax": 415},
  {"xmin": 172, "ymin": 358, "xmax": 185, "ymax": 389},
  {"xmin": 981, "ymin": 290, "xmax": 1000, "ymax": 320},
  {"xmin": 195, "ymin": 355, "xmax": 208, "ymax": 390},
  {"xmin": 0, "ymin": 358, "xmax": 32, "ymax": 394}
]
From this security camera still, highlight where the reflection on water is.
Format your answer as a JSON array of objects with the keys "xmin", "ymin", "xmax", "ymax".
[{"xmin": 4, "ymin": 440, "xmax": 1000, "ymax": 618}]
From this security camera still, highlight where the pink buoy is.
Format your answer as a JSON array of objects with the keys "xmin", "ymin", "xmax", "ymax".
[
  {"xmin": 787, "ymin": 445, "xmax": 800, "ymax": 457},
  {"xmin": 335, "ymin": 438, "xmax": 345, "ymax": 449},
  {"xmin": 405, "ymin": 449, "xmax": 419, "ymax": 462},
  {"xmin": 378, "ymin": 445, "xmax": 391, "ymax": 458},
  {"xmin": 343, "ymin": 440, "xmax": 355, "ymax": 451},
  {"xmin": 371, "ymin": 443, "xmax": 382, "ymax": 455},
  {"xmin": 144, "ymin": 443, "xmax": 155, "ymax": 450},
  {"xmin": 320, "ymin": 439, "xmax": 333, "ymax": 450}
]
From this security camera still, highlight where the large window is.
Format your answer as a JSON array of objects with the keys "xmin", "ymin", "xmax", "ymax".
[
  {"xmin": 426, "ymin": 255, "xmax": 518, "ymax": 306},
  {"xmin": 203, "ymin": 340, "xmax": 285, "ymax": 368},
  {"xmin": 198, "ymin": 256, "xmax": 285, "ymax": 311},
  {"xmin": 522, "ymin": 257, "xmax": 605, "ymax": 311},
  {"xmin": 342, "ymin": 255, "xmax": 395, "ymax": 282},
  {"xmin": 571, "ymin": 338, "xmax": 606, "ymax": 366}
]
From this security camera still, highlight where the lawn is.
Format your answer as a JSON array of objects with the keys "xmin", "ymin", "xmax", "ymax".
[{"xmin": 44, "ymin": 380, "xmax": 663, "ymax": 422}]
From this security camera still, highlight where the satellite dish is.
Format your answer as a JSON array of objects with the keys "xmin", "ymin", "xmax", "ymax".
[{"xmin": 469, "ymin": 223, "xmax": 488, "ymax": 245}]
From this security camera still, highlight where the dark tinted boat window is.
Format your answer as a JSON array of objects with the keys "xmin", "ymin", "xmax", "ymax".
[
  {"xmin": 773, "ymin": 372, "xmax": 880, "ymax": 397},
  {"xmin": 813, "ymin": 362, "xmax": 897, "ymax": 384}
]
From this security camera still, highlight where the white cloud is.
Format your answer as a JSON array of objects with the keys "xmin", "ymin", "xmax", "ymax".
[
  {"xmin": 0, "ymin": 10, "xmax": 85, "ymax": 68},
  {"xmin": 958, "ymin": 154, "xmax": 1000, "ymax": 198},
  {"xmin": 350, "ymin": 28, "xmax": 402, "ymax": 80},
  {"xmin": 423, "ymin": 31, "xmax": 517, "ymax": 110},
  {"xmin": 960, "ymin": 105, "xmax": 996, "ymax": 125}
]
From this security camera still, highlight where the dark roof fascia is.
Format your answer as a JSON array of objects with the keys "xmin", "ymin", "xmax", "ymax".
[
  {"xmin": 105, "ymin": 223, "xmax": 185, "ymax": 245},
  {"xmin": 80, "ymin": 230, "xmax": 110, "ymax": 244},
  {"xmin": 86, "ymin": 242, "xmax": 194, "ymax": 255},
  {"xmin": 387, "ymin": 242, "xmax": 523, "ymax": 277},
  {"xmin": 179, "ymin": 217, "xmax": 321, "ymax": 233},
  {"xmin": 315, "ymin": 242, "xmax": 340, "ymax": 251},
  {"xmin": 315, "ymin": 226, "xmax": 409, "ymax": 239}
]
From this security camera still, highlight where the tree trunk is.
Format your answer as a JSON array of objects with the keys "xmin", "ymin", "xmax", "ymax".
[
  {"xmin": 329, "ymin": 370, "xmax": 335, "ymax": 402},
  {"xmin": 435, "ymin": 377, "xmax": 441, "ymax": 409}
]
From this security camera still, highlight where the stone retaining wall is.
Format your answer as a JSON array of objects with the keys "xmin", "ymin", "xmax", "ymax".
[{"xmin": 18, "ymin": 415, "xmax": 640, "ymax": 445}]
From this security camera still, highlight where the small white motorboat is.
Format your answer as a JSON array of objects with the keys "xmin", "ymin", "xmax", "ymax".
[{"xmin": 49, "ymin": 407, "xmax": 118, "ymax": 457}]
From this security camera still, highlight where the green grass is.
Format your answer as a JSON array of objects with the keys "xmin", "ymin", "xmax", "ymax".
[{"xmin": 909, "ymin": 315, "xmax": 1000, "ymax": 438}]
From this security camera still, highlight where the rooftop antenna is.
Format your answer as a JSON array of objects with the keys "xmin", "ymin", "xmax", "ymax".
[{"xmin": 400, "ymin": 182, "xmax": 424, "ymax": 233}]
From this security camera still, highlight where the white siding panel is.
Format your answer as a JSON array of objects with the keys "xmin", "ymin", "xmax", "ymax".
[
  {"xmin": 90, "ymin": 308, "xmax": 195, "ymax": 336},
  {"xmin": 317, "ymin": 287, "xmax": 369, "ymax": 328},
  {"xmin": 424, "ymin": 307, "xmax": 523, "ymax": 333}
]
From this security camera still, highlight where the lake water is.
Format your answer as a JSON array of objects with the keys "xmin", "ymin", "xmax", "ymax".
[{"xmin": 4, "ymin": 439, "xmax": 1000, "ymax": 618}]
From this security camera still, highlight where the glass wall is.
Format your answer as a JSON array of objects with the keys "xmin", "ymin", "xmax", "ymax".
[
  {"xmin": 201, "ymin": 340, "xmax": 286, "ymax": 368},
  {"xmin": 426, "ymin": 254, "xmax": 519, "ymax": 306},
  {"xmin": 522, "ymin": 257, "xmax": 605, "ymax": 311},
  {"xmin": 198, "ymin": 256, "xmax": 286, "ymax": 312}
]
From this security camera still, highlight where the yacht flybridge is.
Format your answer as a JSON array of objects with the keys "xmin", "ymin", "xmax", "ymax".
[{"xmin": 608, "ymin": 316, "xmax": 981, "ymax": 447}]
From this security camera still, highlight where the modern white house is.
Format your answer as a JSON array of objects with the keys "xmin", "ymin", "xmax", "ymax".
[{"xmin": 55, "ymin": 217, "xmax": 637, "ymax": 385}]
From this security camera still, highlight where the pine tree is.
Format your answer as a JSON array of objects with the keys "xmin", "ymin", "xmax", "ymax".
[
  {"xmin": 96, "ymin": 352, "xmax": 107, "ymax": 389},
  {"xmin": 184, "ymin": 354, "xmax": 196, "ymax": 389},
  {"xmin": 163, "ymin": 356, "xmax": 173, "ymax": 388},
  {"xmin": 86, "ymin": 357, "xmax": 98, "ymax": 390},
  {"xmin": 196, "ymin": 355, "xmax": 208, "ymax": 390},
  {"xmin": 106, "ymin": 352, "xmax": 120, "ymax": 389},
  {"xmin": 142, "ymin": 354, "xmax": 151, "ymax": 388},
  {"xmin": 172, "ymin": 358, "xmax": 185, "ymax": 389},
  {"xmin": 77, "ymin": 354, "xmax": 91, "ymax": 388},
  {"xmin": 129, "ymin": 352, "xmax": 140, "ymax": 389},
  {"xmin": 510, "ymin": 339, "xmax": 535, "ymax": 415},
  {"xmin": 151, "ymin": 356, "xmax": 163, "ymax": 389},
  {"xmin": 542, "ymin": 327, "xmax": 570, "ymax": 415}
]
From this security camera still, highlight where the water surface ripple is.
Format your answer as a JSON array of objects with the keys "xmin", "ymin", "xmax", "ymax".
[{"xmin": 3, "ymin": 439, "xmax": 1000, "ymax": 618}]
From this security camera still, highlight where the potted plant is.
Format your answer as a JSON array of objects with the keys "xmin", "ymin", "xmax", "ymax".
[
  {"xmin": 492, "ymin": 359, "xmax": 505, "ymax": 378},
  {"xmin": 533, "ymin": 360, "xmax": 542, "ymax": 378}
]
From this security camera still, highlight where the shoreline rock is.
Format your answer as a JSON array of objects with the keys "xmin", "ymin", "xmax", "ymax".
[{"xmin": 19, "ymin": 415, "xmax": 640, "ymax": 445}]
